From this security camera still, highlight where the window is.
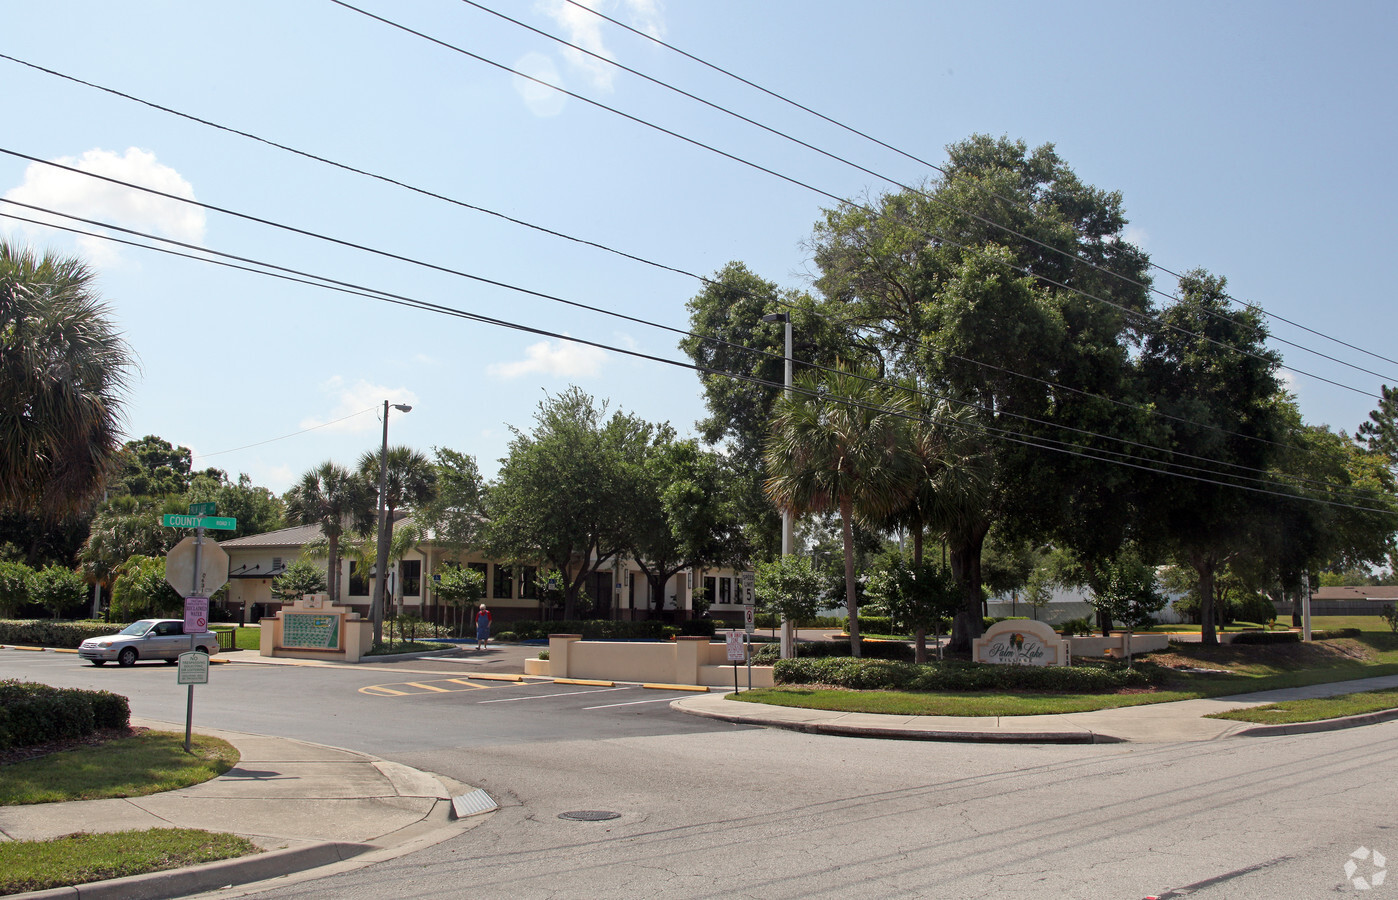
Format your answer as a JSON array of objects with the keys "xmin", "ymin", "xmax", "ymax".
[
  {"xmin": 271, "ymin": 557, "xmax": 283, "ymax": 571},
  {"xmin": 401, "ymin": 560, "xmax": 421, "ymax": 597},
  {"xmin": 349, "ymin": 561, "xmax": 368, "ymax": 596},
  {"xmin": 468, "ymin": 562, "xmax": 489, "ymax": 594},
  {"xmin": 703, "ymin": 576, "xmax": 716, "ymax": 606},
  {"xmin": 718, "ymin": 576, "xmax": 733, "ymax": 605},
  {"xmin": 520, "ymin": 566, "xmax": 538, "ymax": 599},
  {"xmin": 492, "ymin": 564, "xmax": 513, "ymax": 600}
]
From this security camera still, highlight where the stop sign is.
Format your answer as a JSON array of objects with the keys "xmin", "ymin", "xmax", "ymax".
[{"xmin": 165, "ymin": 536, "xmax": 230, "ymax": 598}]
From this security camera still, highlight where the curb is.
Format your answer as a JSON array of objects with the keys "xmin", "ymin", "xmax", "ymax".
[
  {"xmin": 1232, "ymin": 706, "xmax": 1398, "ymax": 737},
  {"xmin": 675, "ymin": 701, "xmax": 1112, "ymax": 744},
  {"xmin": 11, "ymin": 841, "xmax": 372, "ymax": 900}
]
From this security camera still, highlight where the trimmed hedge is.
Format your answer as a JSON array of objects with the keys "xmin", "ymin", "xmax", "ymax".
[
  {"xmin": 0, "ymin": 680, "xmax": 130, "ymax": 750},
  {"xmin": 1313, "ymin": 628, "xmax": 1363, "ymax": 640},
  {"xmin": 750, "ymin": 639, "xmax": 915, "ymax": 665},
  {"xmin": 753, "ymin": 613, "xmax": 845, "ymax": 629},
  {"xmin": 1228, "ymin": 631, "xmax": 1301, "ymax": 645},
  {"xmin": 0, "ymin": 620, "xmax": 118, "ymax": 649},
  {"xmin": 507, "ymin": 619, "xmax": 681, "ymax": 641},
  {"xmin": 773, "ymin": 656, "xmax": 1161, "ymax": 692}
]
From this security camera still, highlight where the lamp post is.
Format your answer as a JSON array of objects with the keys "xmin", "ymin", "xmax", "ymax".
[
  {"xmin": 761, "ymin": 312, "xmax": 795, "ymax": 659},
  {"xmin": 372, "ymin": 400, "xmax": 412, "ymax": 645}
]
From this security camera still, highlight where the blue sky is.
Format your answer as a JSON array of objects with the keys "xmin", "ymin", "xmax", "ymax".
[{"xmin": 4, "ymin": 1, "xmax": 1396, "ymax": 494}]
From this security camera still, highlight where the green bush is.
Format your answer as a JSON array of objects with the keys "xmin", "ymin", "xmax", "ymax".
[
  {"xmin": 753, "ymin": 613, "xmax": 844, "ymax": 629},
  {"xmin": 750, "ymin": 639, "xmax": 914, "ymax": 665},
  {"xmin": 680, "ymin": 619, "xmax": 717, "ymax": 637},
  {"xmin": 1233, "ymin": 593, "xmax": 1278, "ymax": 627},
  {"xmin": 0, "ymin": 619, "xmax": 118, "ymax": 648},
  {"xmin": 772, "ymin": 657, "xmax": 1161, "ymax": 693},
  {"xmin": 1313, "ymin": 627, "xmax": 1363, "ymax": 640},
  {"xmin": 1228, "ymin": 631, "xmax": 1301, "ymax": 645},
  {"xmin": 508, "ymin": 619, "xmax": 680, "ymax": 641},
  {"xmin": 494, "ymin": 631, "xmax": 518, "ymax": 642},
  {"xmin": 1058, "ymin": 616, "xmax": 1094, "ymax": 636},
  {"xmin": 0, "ymin": 680, "xmax": 130, "ymax": 750},
  {"xmin": 854, "ymin": 616, "xmax": 893, "ymax": 635}
]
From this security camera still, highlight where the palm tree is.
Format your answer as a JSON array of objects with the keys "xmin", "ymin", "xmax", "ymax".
[
  {"xmin": 764, "ymin": 365, "xmax": 914, "ymax": 656},
  {"xmin": 358, "ymin": 446, "xmax": 437, "ymax": 643},
  {"xmin": 0, "ymin": 241, "xmax": 133, "ymax": 518},
  {"xmin": 284, "ymin": 462, "xmax": 372, "ymax": 605}
]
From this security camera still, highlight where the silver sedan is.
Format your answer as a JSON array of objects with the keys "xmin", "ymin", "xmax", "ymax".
[{"xmin": 79, "ymin": 619, "xmax": 220, "ymax": 666}]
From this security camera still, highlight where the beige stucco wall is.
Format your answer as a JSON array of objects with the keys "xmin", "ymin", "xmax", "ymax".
[
  {"xmin": 546, "ymin": 634, "xmax": 774, "ymax": 688},
  {"xmin": 1068, "ymin": 632, "xmax": 1170, "ymax": 657}
]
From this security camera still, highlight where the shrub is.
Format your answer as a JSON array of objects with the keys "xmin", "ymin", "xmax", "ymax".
[
  {"xmin": 0, "ymin": 680, "xmax": 130, "ymax": 750},
  {"xmin": 754, "ymin": 613, "xmax": 844, "ymax": 629},
  {"xmin": 28, "ymin": 566, "xmax": 88, "ymax": 619},
  {"xmin": 508, "ymin": 619, "xmax": 679, "ymax": 641},
  {"xmin": 773, "ymin": 657, "xmax": 1161, "ymax": 692},
  {"xmin": 853, "ymin": 616, "xmax": 893, "ymax": 635},
  {"xmin": 0, "ymin": 619, "xmax": 118, "ymax": 648},
  {"xmin": 1313, "ymin": 627, "xmax": 1363, "ymax": 640},
  {"xmin": 750, "ymin": 639, "xmax": 914, "ymax": 665},
  {"xmin": 1382, "ymin": 605, "xmax": 1398, "ymax": 635},
  {"xmin": 1233, "ymin": 593, "xmax": 1278, "ymax": 628},
  {"xmin": 679, "ymin": 619, "xmax": 717, "ymax": 637},
  {"xmin": 537, "ymin": 649, "xmax": 549, "ymax": 660},
  {"xmin": 1228, "ymin": 631, "xmax": 1300, "ymax": 645},
  {"xmin": 1058, "ymin": 617, "xmax": 1094, "ymax": 636},
  {"xmin": 494, "ymin": 631, "xmax": 518, "ymax": 642}
]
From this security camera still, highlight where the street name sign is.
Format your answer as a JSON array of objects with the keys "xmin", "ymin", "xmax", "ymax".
[
  {"xmin": 163, "ymin": 514, "xmax": 237, "ymax": 530},
  {"xmin": 188, "ymin": 501, "xmax": 217, "ymax": 517}
]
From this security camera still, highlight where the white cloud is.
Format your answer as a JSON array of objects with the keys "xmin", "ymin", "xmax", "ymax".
[
  {"xmin": 536, "ymin": 0, "xmax": 666, "ymax": 91},
  {"xmin": 513, "ymin": 52, "xmax": 568, "ymax": 117},
  {"xmin": 299, "ymin": 377, "xmax": 419, "ymax": 434},
  {"xmin": 1121, "ymin": 225, "xmax": 1148, "ymax": 249},
  {"xmin": 2, "ymin": 147, "xmax": 205, "ymax": 265},
  {"xmin": 487, "ymin": 337, "xmax": 606, "ymax": 379}
]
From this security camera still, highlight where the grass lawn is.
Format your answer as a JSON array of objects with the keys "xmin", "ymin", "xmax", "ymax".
[
  {"xmin": 0, "ymin": 828, "xmax": 259, "ymax": 896},
  {"xmin": 1205, "ymin": 688, "xmax": 1398, "ymax": 725},
  {"xmin": 733, "ymin": 631, "xmax": 1398, "ymax": 717},
  {"xmin": 0, "ymin": 731, "xmax": 238, "ymax": 805},
  {"xmin": 211, "ymin": 626, "xmax": 262, "ymax": 651}
]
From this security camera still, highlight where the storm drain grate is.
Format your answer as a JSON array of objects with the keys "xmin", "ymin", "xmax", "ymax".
[{"xmin": 559, "ymin": 810, "xmax": 621, "ymax": 821}]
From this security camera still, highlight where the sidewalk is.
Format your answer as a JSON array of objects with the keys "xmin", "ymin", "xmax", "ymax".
[
  {"xmin": 672, "ymin": 673, "xmax": 1398, "ymax": 743},
  {"xmin": 0, "ymin": 719, "xmax": 492, "ymax": 900}
]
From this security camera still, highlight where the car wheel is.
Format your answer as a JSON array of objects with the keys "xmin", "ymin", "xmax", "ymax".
[
  {"xmin": 117, "ymin": 647, "xmax": 138, "ymax": 667},
  {"xmin": 196, "ymin": 646, "xmax": 213, "ymax": 655},
  {"xmin": 90, "ymin": 660, "xmax": 107, "ymax": 666},
  {"xmin": 164, "ymin": 657, "xmax": 178, "ymax": 664}
]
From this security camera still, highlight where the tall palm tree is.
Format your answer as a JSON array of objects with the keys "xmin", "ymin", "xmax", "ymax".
[
  {"xmin": 0, "ymin": 241, "xmax": 133, "ymax": 518},
  {"xmin": 284, "ymin": 462, "xmax": 372, "ymax": 605},
  {"xmin": 358, "ymin": 446, "xmax": 437, "ymax": 642},
  {"xmin": 764, "ymin": 365, "xmax": 914, "ymax": 656}
]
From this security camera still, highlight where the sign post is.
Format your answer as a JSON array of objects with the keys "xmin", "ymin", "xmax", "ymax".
[
  {"xmin": 726, "ymin": 630, "xmax": 746, "ymax": 693},
  {"xmin": 164, "ymin": 513, "xmax": 235, "ymax": 753}
]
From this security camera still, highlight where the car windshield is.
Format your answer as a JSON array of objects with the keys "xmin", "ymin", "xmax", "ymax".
[{"xmin": 118, "ymin": 621, "xmax": 154, "ymax": 636}]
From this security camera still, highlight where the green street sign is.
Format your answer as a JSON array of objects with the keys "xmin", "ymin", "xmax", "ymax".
[
  {"xmin": 188, "ymin": 501, "xmax": 217, "ymax": 517},
  {"xmin": 163, "ymin": 514, "xmax": 237, "ymax": 531}
]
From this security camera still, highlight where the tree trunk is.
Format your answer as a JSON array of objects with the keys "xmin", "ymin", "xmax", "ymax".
[
  {"xmin": 841, "ymin": 497, "xmax": 860, "ymax": 658},
  {"xmin": 1192, "ymin": 551, "xmax": 1218, "ymax": 645},
  {"xmin": 914, "ymin": 627, "xmax": 927, "ymax": 664},
  {"xmin": 327, "ymin": 535, "xmax": 339, "ymax": 606},
  {"xmin": 948, "ymin": 523, "xmax": 989, "ymax": 652}
]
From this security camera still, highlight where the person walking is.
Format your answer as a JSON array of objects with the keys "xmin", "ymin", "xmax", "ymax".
[{"xmin": 474, "ymin": 603, "xmax": 492, "ymax": 651}]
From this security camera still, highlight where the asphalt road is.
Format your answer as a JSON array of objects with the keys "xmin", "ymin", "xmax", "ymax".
[{"xmin": 5, "ymin": 649, "xmax": 1396, "ymax": 898}]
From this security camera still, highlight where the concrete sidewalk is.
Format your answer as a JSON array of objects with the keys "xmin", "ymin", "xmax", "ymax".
[
  {"xmin": 1, "ymin": 719, "xmax": 491, "ymax": 900},
  {"xmin": 673, "ymin": 673, "xmax": 1398, "ymax": 743}
]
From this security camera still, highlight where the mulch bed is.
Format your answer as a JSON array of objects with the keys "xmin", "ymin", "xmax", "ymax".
[{"xmin": 0, "ymin": 726, "xmax": 146, "ymax": 767}]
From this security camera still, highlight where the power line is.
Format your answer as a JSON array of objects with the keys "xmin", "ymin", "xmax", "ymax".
[
  {"xmin": 5, "ymin": 202, "xmax": 1390, "ymax": 515},
  {"xmin": 0, "ymin": 56, "xmax": 1372, "ymax": 464},
  {"xmin": 192, "ymin": 406, "xmax": 379, "ymax": 459},
  {"xmin": 560, "ymin": 0, "xmax": 1398, "ymax": 373},
  {"xmin": 329, "ymin": 1, "xmax": 1386, "ymax": 401}
]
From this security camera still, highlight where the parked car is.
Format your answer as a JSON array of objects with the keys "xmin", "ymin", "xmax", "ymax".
[{"xmin": 79, "ymin": 619, "xmax": 220, "ymax": 667}]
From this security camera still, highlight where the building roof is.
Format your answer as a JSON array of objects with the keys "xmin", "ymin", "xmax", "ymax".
[
  {"xmin": 219, "ymin": 524, "xmax": 328, "ymax": 549},
  {"xmin": 1311, "ymin": 586, "xmax": 1398, "ymax": 602}
]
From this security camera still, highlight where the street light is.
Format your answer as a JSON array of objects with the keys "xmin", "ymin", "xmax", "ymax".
[
  {"xmin": 372, "ymin": 401, "xmax": 412, "ymax": 644},
  {"xmin": 761, "ymin": 312, "xmax": 795, "ymax": 659}
]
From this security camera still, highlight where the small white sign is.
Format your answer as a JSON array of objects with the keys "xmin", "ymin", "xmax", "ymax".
[
  {"xmin": 726, "ymin": 630, "xmax": 746, "ymax": 662},
  {"xmin": 176, "ymin": 651, "xmax": 209, "ymax": 685},
  {"xmin": 743, "ymin": 604, "xmax": 755, "ymax": 633},
  {"xmin": 739, "ymin": 571, "xmax": 755, "ymax": 605}
]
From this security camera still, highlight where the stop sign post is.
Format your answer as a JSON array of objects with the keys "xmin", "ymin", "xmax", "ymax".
[{"xmin": 164, "ymin": 518, "xmax": 234, "ymax": 752}]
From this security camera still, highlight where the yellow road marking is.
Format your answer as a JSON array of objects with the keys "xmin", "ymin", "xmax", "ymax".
[
  {"xmin": 405, "ymin": 681, "xmax": 451, "ymax": 692},
  {"xmin": 360, "ymin": 685, "xmax": 408, "ymax": 696}
]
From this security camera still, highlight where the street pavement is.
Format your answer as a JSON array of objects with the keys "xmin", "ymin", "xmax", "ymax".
[{"xmin": 5, "ymin": 644, "xmax": 1398, "ymax": 898}]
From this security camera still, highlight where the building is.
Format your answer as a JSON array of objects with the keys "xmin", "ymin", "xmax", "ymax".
[{"xmin": 218, "ymin": 519, "xmax": 750, "ymax": 625}]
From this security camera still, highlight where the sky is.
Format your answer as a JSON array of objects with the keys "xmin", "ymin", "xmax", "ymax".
[{"xmin": 4, "ymin": 0, "xmax": 1396, "ymax": 496}]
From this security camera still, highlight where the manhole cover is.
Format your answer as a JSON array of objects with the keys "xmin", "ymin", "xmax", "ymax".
[{"xmin": 559, "ymin": 810, "xmax": 621, "ymax": 821}]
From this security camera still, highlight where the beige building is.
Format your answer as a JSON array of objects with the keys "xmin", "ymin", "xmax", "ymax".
[{"xmin": 218, "ymin": 520, "xmax": 750, "ymax": 625}]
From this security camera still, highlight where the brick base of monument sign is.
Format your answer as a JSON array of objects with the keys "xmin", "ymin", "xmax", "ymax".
[{"xmin": 972, "ymin": 619, "xmax": 1071, "ymax": 666}]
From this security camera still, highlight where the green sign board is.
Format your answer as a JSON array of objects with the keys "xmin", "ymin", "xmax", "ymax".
[
  {"xmin": 188, "ymin": 501, "xmax": 217, "ymax": 517},
  {"xmin": 282, "ymin": 613, "xmax": 342, "ymax": 651},
  {"xmin": 162, "ymin": 514, "xmax": 237, "ymax": 531}
]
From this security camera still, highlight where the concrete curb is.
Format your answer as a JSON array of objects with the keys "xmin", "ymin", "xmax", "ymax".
[
  {"xmin": 11, "ymin": 841, "xmax": 372, "ymax": 900},
  {"xmin": 1232, "ymin": 706, "xmax": 1398, "ymax": 737},
  {"xmin": 676, "ymin": 701, "xmax": 1113, "ymax": 744}
]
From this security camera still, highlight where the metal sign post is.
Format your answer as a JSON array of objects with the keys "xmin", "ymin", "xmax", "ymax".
[
  {"xmin": 726, "ymin": 630, "xmax": 746, "ymax": 693},
  {"xmin": 163, "ymin": 510, "xmax": 234, "ymax": 754},
  {"xmin": 176, "ymin": 651, "xmax": 209, "ymax": 752}
]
